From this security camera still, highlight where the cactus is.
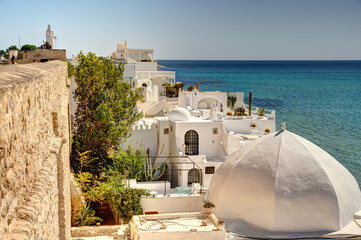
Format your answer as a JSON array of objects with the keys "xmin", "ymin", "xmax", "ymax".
[{"xmin": 249, "ymin": 91, "xmax": 252, "ymax": 116}]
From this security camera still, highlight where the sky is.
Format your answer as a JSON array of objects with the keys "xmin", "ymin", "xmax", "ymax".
[{"xmin": 0, "ymin": 0, "xmax": 360, "ymax": 60}]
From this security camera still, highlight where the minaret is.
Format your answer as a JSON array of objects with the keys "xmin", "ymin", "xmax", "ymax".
[{"xmin": 46, "ymin": 24, "xmax": 55, "ymax": 49}]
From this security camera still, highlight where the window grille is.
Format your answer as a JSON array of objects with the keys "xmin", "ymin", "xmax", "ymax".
[
  {"xmin": 188, "ymin": 168, "xmax": 202, "ymax": 186},
  {"xmin": 185, "ymin": 130, "xmax": 199, "ymax": 155}
]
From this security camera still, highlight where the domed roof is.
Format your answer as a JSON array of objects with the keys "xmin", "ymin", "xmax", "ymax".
[
  {"xmin": 209, "ymin": 130, "xmax": 361, "ymax": 239},
  {"xmin": 169, "ymin": 107, "xmax": 191, "ymax": 121}
]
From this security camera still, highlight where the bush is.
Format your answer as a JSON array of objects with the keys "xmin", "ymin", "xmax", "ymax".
[
  {"xmin": 6, "ymin": 45, "xmax": 19, "ymax": 52},
  {"xmin": 109, "ymin": 144, "xmax": 168, "ymax": 182},
  {"xmin": 0, "ymin": 50, "xmax": 8, "ymax": 59},
  {"xmin": 187, "ymin": 85, "xmax": 195, "ymax": 91},
  {"xmin": 20, "ymin": 44, "xmax": 37, "ymax": 51},
  {"xmin": 265, "ymin": 128, "xmax": 270, "ymax": 133},
  {"xmin": 203, "ymin": 201, "xmax": 215, "ymax": 208},
  {"xmin": 234, "ymin": 106, "xmax": 246, "ymax": 116},
  {"xmin": 101, "ymin": 174, "xmax": 151, "ymax": 224},
  {"xmin": 226, "ymin": 112, "xmax": 233, "ymax": 116}
]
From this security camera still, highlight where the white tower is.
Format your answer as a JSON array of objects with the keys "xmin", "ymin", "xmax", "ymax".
[{"xmin": 46, "ymin": 24, "xmax": 55, "ymax": 49}]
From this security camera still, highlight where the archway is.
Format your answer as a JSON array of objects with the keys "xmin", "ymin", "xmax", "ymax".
[{"xmin": 185, "ymin": 130, "xmax": 199, "ymax": 155}]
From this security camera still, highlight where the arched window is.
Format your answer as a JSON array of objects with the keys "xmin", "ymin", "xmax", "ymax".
[
  {"xmin": 185, "ymin": 130, "xmax": 199, "ymax": 155},
  {"xmin": 188, "ymin": 168, "xmax": 202, "ymax": 186}
]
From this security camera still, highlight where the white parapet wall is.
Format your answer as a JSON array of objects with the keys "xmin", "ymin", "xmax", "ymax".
[
  {"xmin": 141, "ymin": 195, "xmax": 204, "ymax": 214},
  {"xmin": 131, "ymin": 212, "xmax": 226, "ymax": 240},
  {"xmin": 223, "ymin": 116, "xmax": 276, "ymax": 134},
  {"xmin": 127, "ymin": 179, "xmax": 171, "ymax": 195}
]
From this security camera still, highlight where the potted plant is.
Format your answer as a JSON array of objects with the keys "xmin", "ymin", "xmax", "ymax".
[
  {"xmin": 203, "ymin": 201, "xmax": 215, "ymax": 214},
  {"xmin": 187, "ymin": 84, "xmax": 195, "ymax": 91},
  {"xmin": 257, "ymin": 106, "xmax": 266, "ymax": 117},
  {"xmin": 234, "ymin": 106, "xmax": 246, "ymax": 117}
]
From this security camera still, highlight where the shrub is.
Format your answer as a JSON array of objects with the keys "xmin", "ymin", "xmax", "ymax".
[
  {"xmin": 251, "ymin": 124, "xmax": 256, "ymax": 128},
  {"xmin": 227, "ymin": 95, "xmax": 237, "ymax": 108},
  {"xmin": 257, "ymin": 106, "xmax": 266, "ymax": 116},
  {"xmin": 72, "ymin": 171, "xmax": 105, "ymax": 226},
  {"xmin": 226, "ymin": 112, "xmax": 233, "ymax": 116},
  {"xmin": 187, "ymin": 85, "xmax": 195, "ymax": 91},
  {"xmin": 0, "ymin": 50, "xmax": 8, "ymax": 59},
  {"xmin": 265, "ymin": 128, "xmax": 270, "ymax": 133},
  {"xmin": 109, "ymin": 144, "xmax": 168, "ymax": 182},
  {"xmin": 101, "ymin": 174, "xmax": 151, "ymax": 224},
  {"xmin": 203, "ymin": 201, "xmax": 215, "ymax": 208},
  {"xmin": 234, "ymin": 106, "xmax": 246, "ymax": 116},
  {"xmin": 6, "ymin": 45, "xmax": 19, "ymax": 52},
  {"xmin": 20, "ymin": 44, "xmax": 37, "ymax": 51}
]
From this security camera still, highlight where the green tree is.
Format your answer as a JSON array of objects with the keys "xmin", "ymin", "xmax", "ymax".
[
  {"xmin": 6, "ymin": 45, "xmax": 19, "ymax": 52},
  {"xmin": 71, "ymin": 52, "xmax": 144, "ymax": 175},
  {"xmin": 20, "ymin": 44, "xmax": 37, "ymax": 51},
  {"xmin": 0, "ymin": 50, "xmax": 8, "ymax": 59}
]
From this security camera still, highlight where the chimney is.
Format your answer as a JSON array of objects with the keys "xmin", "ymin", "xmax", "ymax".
[{"xmin": 196, "ymin": 82, "xmax": 199, "ymax": 90}]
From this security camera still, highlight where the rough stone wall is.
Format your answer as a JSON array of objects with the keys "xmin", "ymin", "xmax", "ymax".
[
  {"xmin": 15, "ymin": 49, "xmax": 67, "ymax": 64},
  {"xmin": 0, "ymin": 61, "xmax": 71, "ymax": 240}
]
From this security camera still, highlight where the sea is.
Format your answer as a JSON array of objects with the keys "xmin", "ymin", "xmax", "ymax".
[{"xmin": 158, "ymin": 60, "xmax": 361, "ymax": 188}]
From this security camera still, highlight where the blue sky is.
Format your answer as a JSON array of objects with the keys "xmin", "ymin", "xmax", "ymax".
[{"xmin": 0, "ymin": 0, "xmax": 360, "ymax": 60}]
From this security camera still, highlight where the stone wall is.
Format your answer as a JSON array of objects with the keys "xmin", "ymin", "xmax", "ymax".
[
  {"xmin": 0, "ymin": 61, "xmax": 71, "ymax": 240},
  {"xmin": 15, "ymin": 49, "xmax": 67, "ymax": 64}
]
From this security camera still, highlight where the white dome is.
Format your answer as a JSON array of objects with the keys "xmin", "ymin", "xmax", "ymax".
[
  {"xmin": 209, "ymin": 130, "xmax": 361, "ymax": 239},
  {"xmin": 168, "ymin": 107, "xmax": 191, "ymax": 121}
]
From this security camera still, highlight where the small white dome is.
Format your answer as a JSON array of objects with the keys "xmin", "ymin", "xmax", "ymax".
[
  {"xmin": 209, "ymin": 130, "xmax": 361, "ymax": 239},
  {"xmin": 168, "ymin": 107, "xmax": 191, "ymax": 121}
]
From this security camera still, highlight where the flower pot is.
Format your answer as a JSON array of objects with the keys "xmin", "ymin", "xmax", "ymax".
[{"xmin": 204, "ymin": 207, "xmax": 213, "ymax": 214}]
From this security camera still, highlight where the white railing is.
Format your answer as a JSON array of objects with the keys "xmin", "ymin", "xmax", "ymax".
[{"xmin": 135, "ymin": 71, "xmax": 175, "ymax": 84}]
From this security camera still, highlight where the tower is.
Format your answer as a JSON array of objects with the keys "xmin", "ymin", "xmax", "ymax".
[{"xmin": 46, "ymin": 24, "xmax": 55, "ymax": 49}]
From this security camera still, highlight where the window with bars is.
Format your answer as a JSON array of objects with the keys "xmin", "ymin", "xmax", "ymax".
[
  {"xmin": 185, "ymin": 130, "xmax": 199, "ymax": 155},
  {"xmin": 188, "ymin": 168, "xmax": 202, "ymax": 186}
]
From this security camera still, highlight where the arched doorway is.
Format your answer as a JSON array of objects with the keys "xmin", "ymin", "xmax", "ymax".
[
  {"xmin": 185, "ymin": 130, "xmax": 199, "ymax": 155},
  {"xmin": 188, "ymin": 168, "xmax": 202, "ymax": 186}
]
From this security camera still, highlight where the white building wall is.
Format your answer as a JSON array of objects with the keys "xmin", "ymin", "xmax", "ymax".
[
  {"xmin": 223, "ymin": 118, "xmax": 276, "ymax": 134},
  {"xmin": 135, "ymin": 62, "xmax": 158, "ymax": 71},
  {"xmin": 173, "ymin": 121, "xmax": 222, "ymax": 158},
  {"xmin": 140, "ymin": 195, "xmax": 203, "ymax": 214},
  {"xmin": 120, "ymin": 123, "xmax": 158, "ymax": 154}
]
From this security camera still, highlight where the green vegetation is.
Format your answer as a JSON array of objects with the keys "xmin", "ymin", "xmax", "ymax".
[
  {"xmin": 73, "ymin": 171, "xmax": 104, "ymax": 226},
  {"xmin": 203, "ymin": 201, "xmax": 215, "ymax": 208},
  {"xmin": 174, "ymin": 82, "xmax": 184, "ymax": 92},
  {"xmin": 227, "ymin": 95, "xmax": 237, "ymax": 108},
  {"xmin": 101, "ymin": 173, "xmax": 151, "ymax": 224},
  {"xmin": 20, "ymin": 44, "xmax": 37, "ymax": 51},
  {"xmin": 0, "ymin": 50, "xmax": 7, "ymax": 59},
  {"xmin": 257, "ymin": 106, "xmax": 266, "ymax": 116},
  {"xmin": 187, "ymin": 84, "xmax": 195, "ymax": 91},
  {"xmin": 234, "ymin": 106, "xmax": 246, "ymax": 116},
  {"xmin": 108, "ymin": 144, "xmax": 169, "ymax": 182},
  {"xmin": 6, "ymin": 45, "xmax": 19, "ymax": 51},
  {"xmin": 71, "ymin": 52, "xmax": 144, "ymax": 175},
  {"xmin": 70, "ymin": 52, "xmax": 151, "ymax": 225}
]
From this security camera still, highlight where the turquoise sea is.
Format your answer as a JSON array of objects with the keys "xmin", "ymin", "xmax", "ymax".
[{"xmin": 158, "ymin": 60, "xmax": 361, "ymax": 187}]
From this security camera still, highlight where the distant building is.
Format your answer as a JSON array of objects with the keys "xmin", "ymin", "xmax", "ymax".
[{"xmin": 46, "ymin": 24, "xmax": 56, "ymax": 49}]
